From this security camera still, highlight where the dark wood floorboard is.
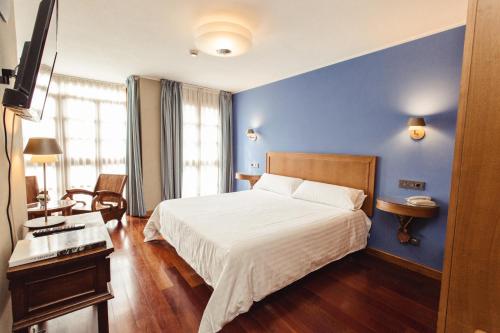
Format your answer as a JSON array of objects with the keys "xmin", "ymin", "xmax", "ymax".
[{"xmin": 38, "ymin": 216, "xmax": 441, "ymax": 333}]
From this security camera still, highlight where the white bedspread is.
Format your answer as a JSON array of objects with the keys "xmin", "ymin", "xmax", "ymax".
[{"xmin": 144, "ymin": 189, "xmax": 371, "ymax": 333}]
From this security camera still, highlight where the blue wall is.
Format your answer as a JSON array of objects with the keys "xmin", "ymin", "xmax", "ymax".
[{"xmin": 233, "ymin": 27, "xmax": 465, "ymax": 270}]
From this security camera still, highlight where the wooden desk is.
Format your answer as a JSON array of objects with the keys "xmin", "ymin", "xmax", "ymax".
[
  {"xmin": 376, "ymin": 197, "xmax": 438, "ymax": 245},
  {"xmin": 7, "ymin": 213, "xmax": 114, "ymax": 333},
  {"xmin": 235, "ymin": 172, "xmax": 261, "ymax": 189}
]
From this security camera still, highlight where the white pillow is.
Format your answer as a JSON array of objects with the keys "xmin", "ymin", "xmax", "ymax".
[
  {"xmin": 253, "ymin": 173, "xmax": 303, "ymax": 196},
  {"xmin": 292, "ymin": 180, "xmax": 366, "ymax": 210}
]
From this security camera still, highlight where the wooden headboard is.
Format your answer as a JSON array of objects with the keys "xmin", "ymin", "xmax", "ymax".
[{"xmin": 266, "ymin": 152, "xmax": 377, "ymax": 216}]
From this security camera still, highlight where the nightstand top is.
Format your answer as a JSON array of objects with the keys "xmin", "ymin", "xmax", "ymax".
[
  {"xmin": 235, "ymin": 172, "xmax": 261, "ymax": 179},
  {"xmin": 10, "ymin": 213, "xmax": 113, "ymax": 275},
  {"xmin": 235, "ymin": 172, "xmax": 261, "ymax": 189},
  {"xmin": 376, "ymin": 197, "xmax": 439, "ymax": 218}
]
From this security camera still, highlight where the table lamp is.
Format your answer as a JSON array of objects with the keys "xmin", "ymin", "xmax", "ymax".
[{"xmin": 23, "ymin": 137, "xmax": 63, "ymax": 228}]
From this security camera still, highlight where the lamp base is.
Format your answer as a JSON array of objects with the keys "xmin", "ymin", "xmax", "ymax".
[{"xmin": 24, "ymin": 216, "xmax": 66, "ymax": 229}]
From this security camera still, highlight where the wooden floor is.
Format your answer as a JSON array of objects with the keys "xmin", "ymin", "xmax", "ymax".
[{"xmin": 37, "ymin": 216, "xmax": 441, "ymax": 333}]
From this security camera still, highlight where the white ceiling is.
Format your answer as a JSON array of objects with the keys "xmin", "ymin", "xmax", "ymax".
[{"xmin": 14, "ymin": 0, "xmax": 468, "ymax": 92}]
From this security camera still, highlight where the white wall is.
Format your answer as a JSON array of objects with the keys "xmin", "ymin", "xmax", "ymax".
[{"xmin": 0, "ymin": 0, "xmax": 27, "ymax": 330}]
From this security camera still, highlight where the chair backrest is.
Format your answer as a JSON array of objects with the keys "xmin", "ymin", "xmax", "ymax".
[
  {"xmin": 25, "ymin": 176, "xmax": 39, "ymax": 204},
  {"xmin": 94, "ymin": 174, "xmax": 127, "ymax": 194}
]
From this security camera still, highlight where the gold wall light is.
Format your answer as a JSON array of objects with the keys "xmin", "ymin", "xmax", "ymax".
[
  {"xmin": 246, "ymin": 128, "xmax": 257, "ymax": 141},
  {"xmin": 407, "ymin": 117, "xmax": 426, "ymax": 140}
]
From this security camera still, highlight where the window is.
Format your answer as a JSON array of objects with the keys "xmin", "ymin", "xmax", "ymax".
[
  {"xmin": 182, "ymin": 85, "xmax": 220, "ymax": 197},
  {"xmin": 22, "ymin": 74, "xmax": 127, "ymax": 198}
]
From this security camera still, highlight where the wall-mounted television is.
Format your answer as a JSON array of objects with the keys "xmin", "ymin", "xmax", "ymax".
[{"xmin": 2, "ymin": 0, "xmax": 57, "ymax": 122}]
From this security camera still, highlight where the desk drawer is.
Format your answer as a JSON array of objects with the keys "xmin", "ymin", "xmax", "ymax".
[
  {"xmin": 27, "ymin": 264, "xmax": 97, "ymax": 312},
  {"xmin": 8, "ymin": 254, "xmax": 112, "ymax": 319}
]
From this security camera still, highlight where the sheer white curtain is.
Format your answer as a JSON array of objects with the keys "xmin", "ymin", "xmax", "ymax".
[
  {"xmin": 182, "ymin": 85, "xmax": 220, "ymax": 198},
  {"xmin": 23, "ymin": 74, "xmax": 127, "ymax": 198}
]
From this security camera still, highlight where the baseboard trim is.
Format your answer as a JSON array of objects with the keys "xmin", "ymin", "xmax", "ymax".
[
  {"xmin": 126, "ymin": 210, "xmax": 153, "ymax": 219},
  {"xmin": 365, "ymin": 247, "xmax": 442, "ymax": 280}
]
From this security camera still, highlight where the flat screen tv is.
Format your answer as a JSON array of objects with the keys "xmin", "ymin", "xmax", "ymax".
[{"xmin": 2, "ymin": 0, "xmax": 57, "ymax": 121}]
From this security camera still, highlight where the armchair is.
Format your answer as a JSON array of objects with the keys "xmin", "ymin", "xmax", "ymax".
[
  {"xmin": 25, "ymin": 176, "xmax": 40, "ymax": 204},
  {"xmin": 62, "ymin": 174, "xmax": 128, "ymax": 223}
]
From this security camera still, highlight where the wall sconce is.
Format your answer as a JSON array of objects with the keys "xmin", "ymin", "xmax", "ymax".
[
  {"xmin": 246, "ymin": 128, "xmax": 257, "ymax": 141},
  {"xmin": 407, "ymin": 117, "xmax": 426, "ymax": 140}
]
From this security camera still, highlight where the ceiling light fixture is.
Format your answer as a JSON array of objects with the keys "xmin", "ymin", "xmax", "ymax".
[
  {"xmin": 189, "ymin": 49, "xmax": 199, "ymax": 57},
  {"xmin": 195, "ymin": 21, "xmax": 252, "ymax": 57}
]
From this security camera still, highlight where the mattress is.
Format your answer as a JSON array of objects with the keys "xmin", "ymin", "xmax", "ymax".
[{"xmin": 144, "ymin": 189, "xmax": 372, "ymax": 333}]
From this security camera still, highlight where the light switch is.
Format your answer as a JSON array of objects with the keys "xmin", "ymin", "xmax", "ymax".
[
  {"xmin": 250, "ymin": 162, "xmax": 259, "ymax": 168},
  {"xmin": 399, "ymin": 179, "xmax": 426, "ymax": 191}
]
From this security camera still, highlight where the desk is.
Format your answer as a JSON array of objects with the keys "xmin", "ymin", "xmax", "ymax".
[{"xmin": 8, "ymin": 213, "xmax": 114, "ymax": 333}]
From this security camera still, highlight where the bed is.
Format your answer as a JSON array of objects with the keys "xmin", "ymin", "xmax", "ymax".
[{"xmin": 144, "ymin": 152, "xmax": 377, "ymax": 333}]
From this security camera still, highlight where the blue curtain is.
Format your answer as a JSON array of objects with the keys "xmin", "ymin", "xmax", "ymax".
[
  {"xmin": 125, "ymin": 76, "xmax": 146, "ymax": 216},
  {"xmin": 160, "ymin": 79, "xmax": 183, "ymax": 200},
  {"xmin": 218, "ymin": 91, "xmax": 233, "ymax": 193}
]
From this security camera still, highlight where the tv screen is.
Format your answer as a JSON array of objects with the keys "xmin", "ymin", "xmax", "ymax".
[{"xmin": 2, "ymin": 0, "xmax": 57, "ymax": 122}]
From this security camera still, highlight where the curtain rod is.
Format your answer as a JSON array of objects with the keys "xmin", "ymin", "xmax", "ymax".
[
  {"xmin": 183, "ymin": 83, "xmax": 221, "ymax": 93},
  {"xmin": 139, "ymin": 76, "xmax": 228, "ymax": 93},
  {"xmin": 54, "ymin": 72, "xmax": 126, "ymax": 88}
]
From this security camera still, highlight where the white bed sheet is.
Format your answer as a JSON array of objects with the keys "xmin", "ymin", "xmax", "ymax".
[{"xmin": 144, "ymin": 189, "xmax": 371, "ymax": 333}]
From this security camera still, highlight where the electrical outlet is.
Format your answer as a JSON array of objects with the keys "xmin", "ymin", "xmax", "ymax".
[
  {"xmin": 250, "ymin": 162, "xmax": 259, "ymax": 168},
  {"xmin": 399, "ymin": 179, "xmax": 426, "ymax": 191}
]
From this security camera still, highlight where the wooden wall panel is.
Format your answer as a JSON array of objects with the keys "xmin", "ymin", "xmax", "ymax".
[{"xmin": 438, "ymin": 0, "xmax": 500, "ymax": 332}]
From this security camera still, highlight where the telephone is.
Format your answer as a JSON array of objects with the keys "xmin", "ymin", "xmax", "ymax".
[{"xmin": 406, "ymin": 195, "xmax": 436, "ymax": 207}]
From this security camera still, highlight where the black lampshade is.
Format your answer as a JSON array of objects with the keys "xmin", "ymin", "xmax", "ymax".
[{"xmin": 407, "ymin": 117, "xmax": 426, "ymax": 127}]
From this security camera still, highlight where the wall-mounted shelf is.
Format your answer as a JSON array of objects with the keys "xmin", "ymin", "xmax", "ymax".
[
  {"xmin": 376, "ymin": 197, "xmax": 438, "ymax": 246},
  {"xmin": 235, "ymin": 172, "xmax": 261, "ymax": 189}
]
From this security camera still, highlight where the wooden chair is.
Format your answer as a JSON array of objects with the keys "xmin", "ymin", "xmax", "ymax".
[
  {"xmin": 25, "ymin": 176, "xmax": 40, "ymax": 204},
  {"xmin": 61, "ymin": 174, "xmax": 128, "ymax": 223}
]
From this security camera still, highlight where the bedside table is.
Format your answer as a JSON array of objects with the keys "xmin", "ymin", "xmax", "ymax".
[
  {"xmin": 8, "ymin": 213, "xmax": 113, "ymax": 333},
  {"xmin": 376, "ymin": 197, "xmax": 438, "ymax": 246},
  {"xmin": 235, "ymin": 172, "xmax": 261, "ymax": 189}
]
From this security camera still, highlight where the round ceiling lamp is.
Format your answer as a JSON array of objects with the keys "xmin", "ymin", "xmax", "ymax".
[{"xmin": 195, "ymin": 22, "xmax": 252, "ymax": 57}]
